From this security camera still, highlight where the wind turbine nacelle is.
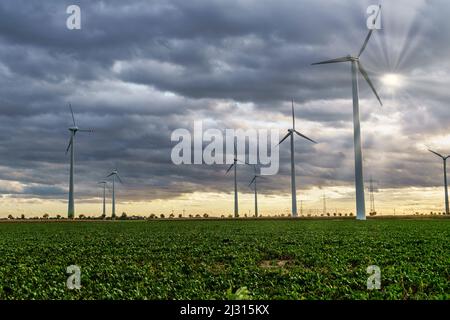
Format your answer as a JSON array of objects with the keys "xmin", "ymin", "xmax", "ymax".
[{"xmin": 69, "ymin": 126, "xmax": 79, "ymax": 131}]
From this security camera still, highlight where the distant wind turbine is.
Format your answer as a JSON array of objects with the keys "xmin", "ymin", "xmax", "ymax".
[
  {"xmin": 226, "ymin": 139, "xmax": 246, "ymax": 218},
  {"xmin": 98, "ymin": 181, "xmax": 107, "ymax": 217},
  {"xmin": 312, "ymin": 5, "xmax": 383, "ymax": 220},
  {"xmin": 249, "ymin": 165, "xmax": 260, "ymax": 217},
  {"xmin": 278, "ymin": 99, "xmax": 317, "ymax": 217},
  {"xmin": 65, "ymin": 104, "xmax": 93, "ymax": 219},
  {"xmin": 106, "ymin": 169, "xmax": 123, "ymax": 219},
  {"xmin": 428, "ymin": 149, "xmax": 449, "ymax": 215}
]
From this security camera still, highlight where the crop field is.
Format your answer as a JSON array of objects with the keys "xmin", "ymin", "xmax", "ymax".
[{"xmin": 0, "ymin": 219, "xmax": 449, "ymax": 300}]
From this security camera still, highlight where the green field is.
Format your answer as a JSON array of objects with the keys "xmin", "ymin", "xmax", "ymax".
[{"xmin": 0, "ymin": 219, "xmax": 449, "ymax": 300}]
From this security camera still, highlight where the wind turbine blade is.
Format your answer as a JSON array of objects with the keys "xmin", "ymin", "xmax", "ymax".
[
  {"xmin": 65, "ymin": 137, "xmax": 72, "ymax": 154},
  {"xmin": 358, "ymin": 30, "xmax": 373, "ymax": 58},
  {"xmin": 358, "ymin": 61, "xmax": 382, "ymax": 106},
  {"xmin": 69, "ymin": 103, "xmax": 76, "ymax": 126},
  {"xmin": 428, "ymin": 149, "xmax": 445, "ymax": 159},
  {"xmin": 226, "ymin": 163, "xmax": 234, "ymax": 174},
  {"xmin": 106, "ymin": 172, "xmax": 115, "ymax": 178},
  {"xmin": 358, "ymin": 5, "xmax": 381, "ymax": 57},
  {"xmin": 294, "ymin": 130, "xmax": 317, "ymax": 144},
  {"xmin": 277, "ymin": 132, "xmax": 291, "ymax": 146},
  {"xmin": 291, "ymin": 98, "xmax": 295, "ymax": 130},
  {"xmin": 236, "ymin": 159, "xmax": 250, "ymax": 165},
  {"xmin": 249, "ymin": 176, "xmax": 256, "ymax": 187},
  {"xmin": 311, "ymin": 56, "xmax": 352, "ymax": 65},
  {"xmin": 116, "ymin": 174, "xmax": 123, "ymax": 184},
  {"xmin": 78, "ymin": 129, "xmax": 94, "ymax": 133}
]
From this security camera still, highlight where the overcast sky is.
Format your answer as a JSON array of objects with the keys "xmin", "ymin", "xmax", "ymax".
[{"xmin": 0, "ymin": 0, "xmax": 449, "ymax": 216}]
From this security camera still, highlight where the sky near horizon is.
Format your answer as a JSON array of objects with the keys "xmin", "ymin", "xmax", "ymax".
[{"xmin": 0, "ymin": 0, "xmax": 450, "ymax": 217}]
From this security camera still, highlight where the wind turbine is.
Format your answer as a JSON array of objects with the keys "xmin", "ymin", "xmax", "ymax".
[
  {"xmin": 98, "ymin": 181, "xmax": 107, "ymax": 217},
  {"xmin": 106, "ymin": 169, "xmax": 123, "ymax": 219},
  {"xmin": 249, "ymin": 165, "xmax": 260, "ymax": 218},
  {"xmin": 278, "ymin": 99, "xmax": 317, "ymax": 217},
  {"xmin": 226, "ymin": 139, "xmax": 244, "ymax": 218},
  {"xmin": 428, "ymin": 149, "xmax": 449, "ymax": 215},
  {"xmin": 65, "ymin": 104, "xmax": 93, "ymax": 219},
  {"xmin": 312, "ymin": 5, "xmax": 383, "ymax": 220}
]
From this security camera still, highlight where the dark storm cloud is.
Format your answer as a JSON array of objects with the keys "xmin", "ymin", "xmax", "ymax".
[{"xmin": 0, "ymin": 0, "xmax": 449, "ymax": 209}]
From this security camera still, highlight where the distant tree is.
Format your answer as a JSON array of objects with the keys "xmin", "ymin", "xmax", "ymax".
[
  {"xmin": 43, "ymin": 213, "xmax": 49, "ymax": 219},
  {"xmin": 203, "ymin": 213, "xmax": 209, "ymax": 218},
  {"xmin": 78, "ymin": 214, "xmax": 85, "ymax": 219},
  {"xmin": 160, "ymin": 214, "xmax": 165, "ymax": 219},
  {"xmin": 349, "ymin": 212, "xmax": 354, "ymax": 217},
  {"xmin": 189, "ymin": 214, "xmax": 193, "ymax": 218},
  {"xmin": 344, "ymin": 213, "xmax": 348, "ymax": 217},
  {"xmin": 178, "ymin": 214, "xmax": 183, "ymax": 218},
  {"xmin": 120, "ymin": 212, "xmax": 127, "ymax": 220},
  {"xmin": 221, "ymin": 215, "xmax": 225, "ymax": 218},
  {"xmin": 195, "ymin": 214, "xmax": 201, "ymax": 218},
  {"xmin": 21, "ymin": 214, "xmax": 25, "ymax": 220},
  {"xmin": 169, "ymin": 214, "xmax": 174, "ymax": 219},
  {"xmin": 369, "ymin": 211, "xmax": 377, "ymax": 216},
  {"xmin": 7, "ymin": 214, "xmax": 14, "ymax": 220},
  {"xmin": 228, "ymin": 214, "xmax": 233, "ymax": 218},
  {"xmin": 333, "ymin": 213, "xmax": 337, "ymax": 217},
  {"xmin": 327, "ymin": 213, "xmax": 330, "ymax": 217},
  {"xmin": 56, "ymin": 214, "xmax": 61, "ymax": 219},
  {"xmin": 338, "ymin": 213, "xmax": 342, "ymax": 217}
]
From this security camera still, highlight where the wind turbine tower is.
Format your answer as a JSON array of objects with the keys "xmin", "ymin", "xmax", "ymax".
[
  {"xmin": 278, "ymin": 99, "xmax": 317, "ymax": 217},
  {"xmin": 312, "ymin": 5, "xmax": 383, "ymax": 220},
  {"xmin": 226, "ymin": 139, "xmax": 240, "ymax": 217},
  {"xmin": 428, "ymin": 149, "xmax": 449, "ymax": 215},
  {"xmin": 249, "ymin": 165, "xmax": 260, "ymax": 217},
  {"xmin": 106, "ymin": 169, "xmax": 123, "ymax": 219},
  {"xmin": 65, "ymin": 104, "xmax": 93, "ymax": 219},
  {"xmin": 98, "ymin": 181, "xmax": 107, "ymax": 217},
  {"xmin": 368, "ymin": 177, "xmax": 376, "ymax": 214}
]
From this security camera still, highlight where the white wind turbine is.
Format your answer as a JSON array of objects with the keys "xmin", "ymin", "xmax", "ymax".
[
  {"xmin": 278, "ymin": 99, "xmax": 317, "ymax": 217},
  {"xmin": 226, "ymin": 139, "xmax": 245, "ymax": 218},
  {"xmin": 428, "ymin": 149, "xmax": 449, "ymax": 215},
  {"xmin": 106, "ymin": 169, "xmax": 123, "ymax": 219},
  {"xmin": 65, "ymin": 104, "xmax": 93, "ymax": 219},
  {"xmin": 312, "ymin": 5, "xmax": 383, "ymax": 220},
  {"xmin": 249, "ymin": 165, "xmax": 261, "ymax": 218},
  {"xmin": 98, "ymin": 181, "xmax": 107, "ymax": 217}
]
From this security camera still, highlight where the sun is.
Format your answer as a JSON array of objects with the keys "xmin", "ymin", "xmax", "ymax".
[{"xmin": 381, "ymin": 73, "xmax": 405, "ymax": 89}]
